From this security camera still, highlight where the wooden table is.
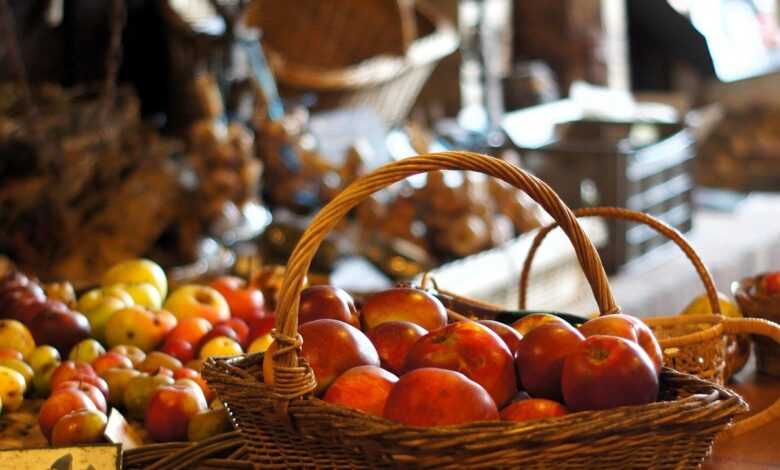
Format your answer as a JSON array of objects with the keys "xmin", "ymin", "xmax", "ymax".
[{"xmin": 704, "ymin": 355, "xmax": 780, "ymax": 469}]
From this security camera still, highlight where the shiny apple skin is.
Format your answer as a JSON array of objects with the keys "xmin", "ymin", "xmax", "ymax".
[
  {"xmin": 383, "ymin": 368, "xmax": 498, "ymax": 427},
  {"xmin": 478, "ymin": 320, "xmax": 523, "ymax": 357},
  {"xmin": 323, "ymin": 365, "xmax": 398, "ymax": 416},
  {"xmin": 515, "ymin": 322, "xmax": 585, "ymax": 401},
  {"xmin": 209, "ymin": 276, "xmax": 265, "ymax": 321},
  {"xmin": 29, "ymin": 308, "xmax": 91, "ymax": 356},
  {"xmin": 38, "ymin": 389, "xmax": 97, "ymax": 441},
  {"xmin": 145, "ymin": 384, "xmax": 208, "ymax": 442},
  {"xmin": 366, "ymin": 320, "xmax": 428, "ymax": 375},
  {"xmin": 511, "ymin": 313, "xmax": 567, "ymax": 336},
  {"xmin": 500, "ymin": 398, "xmax": 568, "ymax": 422},
  {"xmin": 577, "ymin": 314, "xmax": 663, "ymax": 374},
  {"xmin": 298, "ymin": 286, "xmax": 360, "ymax": 328},
  {"xmin": 361, "ymin": 288, "xmax": 447, "ymax": 332},
  {"xmin": 403, "ymin": 320, "xmax": 517, "ymax": 407},
  {"xmin": 562, "ymin": 335, "xmax": 659, "ymax": 411}
]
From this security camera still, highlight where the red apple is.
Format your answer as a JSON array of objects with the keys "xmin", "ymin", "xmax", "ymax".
[
  {"xmin": 196, "ymin": 325, "xmax": 239, "ymax": 355},
  {"xmin": 92, "ymin": 352, "xmax": 134, "ymax": 377},
  {"xmin": 515, "ymin": 322, "xmax": 585, "ymax": 400},
  {"xmin": 298, "ymin": 286, "xmax": 360, "ymax": 328},
  {"xmin": 38, "ymin": 388, "xmax": 97, "ymax": 441},
  {"xmin": 145, "ymin": 384, "xmax": 208, "ymax": 442},
  {"xmin": 404, "ymin": 320, "xmax": 516, "ymax": 406},
  {"xmin": 209, "ymin": 276, "xmax": 265, "ymax": 321},
  {"xmin": 140, "ymin": 351, "xmax": 183, "ymax": 375},
  {"xmin": 761, "ymin": 272, "xmax": 780, "ymax": 295},
  {"xmin": 562, "ymin": 335, "xmax": 659, "ymax": 411},
  {"xmin": 29, "ymin": 307, "xmax": 92, "ymax": 355},
  {"xmin": 263, "ymin": 319, "xmax": 379, "ymax": 395},
  {"xmin": 109, "ymin": 345, "xmax": 147, "ymax": 368},
  {"xmin": 246, "ymin": 315, "xmax": 275, "ymax": 343},
  {"xmin": 366, "ymin": 321, "xmax": 428, "ymax": 375},
  {"xmin": 500, "ymin": 398, "xmax": 568, "ymax": 422},
  {"xmin": 383, "ymin": 368, "xmax": 498, "ymax": 427},
  {"xmin": 577, "ymin": 314, "xmax": 663, "ymax": 374},
  {"xmin": 220, "ymin": 318, "xmax": 250, "ymax": 347},
  {"xmin": 5, "ymin": 297, "xmax": 54, "ymax": 325},
  {"xmin": 323, "ymin": 365, "xmax": 398, "ymax": 416},
  {"xmin": 173, "ymin": 367, "xmax": 214, "ymax": 402},
  {"xmin": 478, "ymin": 320, "xmax": 523, "ymax": 357},
  {"xmin": 162, "ymin": 338, "xmax": 195, "ymax": 363},
  {"xmin": 50, "ymin": 361, "xmax": 98, "ymax": 390},
  {"xmin": 166, "ymin": 317, "xmax": 213, "ymax": 346},
  {"xmin": 0, "ymin": 283, "xmax": 45, "ymax": 313},
  {"xmin": 53, "ymin": 380, "xmax": 108, "ymax": 413},
  {"xmin": 50, "ymin": 409, "xmax": 107, "ymax": 446},
  {"xmin": 511, "ymin": 313, "xmax": 567, "ymax": 336},
  {"xmin": 361, "ymin": 288, "xmax": 447, "ymax": 332}
]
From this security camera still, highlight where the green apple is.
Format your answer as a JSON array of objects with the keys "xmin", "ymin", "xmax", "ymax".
[
  {"xmin": 102, "ymin": 258, "xmax": 168, "ymax": 299},
  {"xmin": 114, "ymin": 282, "xmax": 162, "ymax": 309},
  {"xmin": 77, "ymin": 286, "xmax": 134, "ymax": 313},
  {"xmin": 31, "ymin": 360, "xmax": 59, "ymax": 397},
  {"xmin": 102, "ymin": 368, "xmax": 142, "ymax": 407},
  {"xmin": 83, "ymin": 296, "xmax": 129, "ymax": 343},
  {"xmin": 28, "ymin": 345, "xmax": 61, "ymax": 373},
  {"xmin": 123, "ymin": 373, "xmax": 173, "ymax": 420},
  {"xmin": 68, "ymin": 339, "xmax": 106, "ymax": 364}
]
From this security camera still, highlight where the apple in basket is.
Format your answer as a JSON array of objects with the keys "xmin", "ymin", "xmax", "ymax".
[
  {"xmin": 263, "ymin": 319, "xmax": 380, "ymax": 395},
  {"xmin": 298, "ymin": 286, "xmax": 361, "ymax": 329},
  {"xmin": 366, "ymin": 320, "xmax": 428, "ymax": 375},
  {"xmin": 515, "ymin": 322, "xmax": 585, "ymax": 401},
  {"xmin": 562, "ymin": 335, "xmax": 659, "ymax": 411},
  {"xmin": 361, "ymin": 287, "xmax": 448, "ymax": 332},
  {"xmin": 478, "ymin": 320, "xmax": 523, "ymax": 357},
  {"xmin": 403, "ymin": 320, "xmax": 517, "ymax": 407},
  {"xmin": 323, "ymin": 365, "xmax": 398, "ymax": 416},
  {"xmin": 511, "ymin": 313, "xmax": 567, "ymax": 336},
  {"xmin": 383, "ymin": 368, "xmax": 499, "ymax": 427},
  {"xmin": 577, "ymin": 314, "xmax": 663, "ymax": 374},
  {"xmin": 500, "ymin": 398, "xmax": 568, "ymax": 423}
]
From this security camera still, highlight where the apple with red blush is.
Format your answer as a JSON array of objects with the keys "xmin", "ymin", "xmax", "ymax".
[
  {"xmin": 577, "ymin": 314, "xmax": 663, "ymax": 374},
  {"xmin": 209, "ymin": 276, "xmax": 265, "ymax": 321},
  {"xmin": 298, "ymin": 286, "xmax": 360, "ymax": 328},
  {"xmin": 511, "ymin": 313, "xmax": 567, "ymax": 336},
  {"xmin": 478, "ymin": 320, "xmax": 523, "ymax": 356},
  {"xmin": 323, "ymin": 365, "xmax": 398, "ymax": 416},
  {"xmin": 366, "ymin": 320, "xmax": 427, "ymax": 375},
  {"xmin": 515, "ymin": 322, "xmax": 584, "ymax": 401},
  {"xmin": 361, "ymin": 288, "xmax": 447, "ymax": 332},
  {"xmin": 500, "ymin": 398, "xmax": 567, "ymax": 422}
]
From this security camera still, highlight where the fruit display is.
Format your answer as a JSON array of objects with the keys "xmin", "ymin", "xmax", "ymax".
[
  {"xmin": 0, "ymin": 259, "xmax": 265, "ymax": 447},
  {"xmin": 261, "ymin": 283, "xmax": 664, "ymax": 428}
]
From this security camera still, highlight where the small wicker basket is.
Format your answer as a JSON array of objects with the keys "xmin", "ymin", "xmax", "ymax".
[
  {"xmin": 245, "ymin": 0, "xmax": 458, "ymax": 125},
  {"xmin": 519, "ymin": 206, "xmax": 780, "ymax": 438},
  {"xmin": 202, "ymin": 152, "xmax": 747, "ymax": 469}
]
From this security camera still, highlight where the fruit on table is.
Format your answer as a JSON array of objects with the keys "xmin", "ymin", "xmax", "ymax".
[
  {"xmin": 123, "ymin": 373, "xmax": 174, "ymax": 420},
  {"xmin": 298, "ymin": 286, "xmax": 360, "ymax": 328},
  {"xmin": 500, "ymin": 398, "xmax": 568, "ymax": 422},
  {"xmin": 50, "ymin": 409, "xmax": 108, "ymax": 446},
  {"xmin": 197, "ymin": 325, "xmax": 240, "ymax": 351},
  {"xmin": 77, "ymin": 286, "xmax": 134, "ymax": 314},
  {"xmin": 102, "ymin": 367, "xmax": 142, "ymax": 407},
  {"xmin": 173, "ymin": 367, "xmax": 214, "ymax": 402},
  {"xmin": 118, "ymin": 282, "xmax": 163, "ymax": 309},
  {"xmin": 199, "ymin": 336, "xmax": 243, "ymax": 359},
  {"xmin": 220, "ymin": 318, "xmax": 250, "ymax": 347},
  {"xmin": 164, "ymin": 285, "xmax": 229, "ymax": 325},
  {"xmin": 109, "ymin": 345, "xmax": 146, "ymax": 368},
  {"xmin": 760, "ymin": 271, "xmax": 780, "ymax": 295},
  {"xmin": 209, "ymin": 276, "xmax": 265, "ymax": 322},
  {"xmin": 69, "ymin": 339, "xmax": 106, "ymax": 364},
  {"xmin": 28, "ymin": 345, "xmax": 61, "ymax": 372},
  {"xmin": 680, "ymin": 291, "xmax": 742, "ymax": 317},
  {"xmin": 139, "ymin": 352, "xmax": 183, "ymax": 375},
  {"xmin": 104, "ymin": 306, "xmax": 176, "ymax": 352},
  {"xmin": 54, "ymin": 380, "xmax": 108, "ymax": 414},
  {"xmin": 166, "ymin": 317, "xmax": 214, "ymax": 346},
  {"xmin": 246, "ymin": 315, "xmax": 275, "ymax": 344},
  {"xmin": 383, "ymin": 368, "xmax": 499, "ymax": 427},
  {"xmin": 145, "ymin": 384, "xmax": 208, "ymax": 442},
  {"xmin": 404, "ymin": 320, "xmax": 517, "ymax": 407},
  {"xmin": 0, "ymin": 365, "xmax": 26, "ymax": 411},
  {"xmin": 0, "ymin": 319, "xmax": 36, "ymax": 358},
  {"xmin": 361, "ymin": 288, "xmax": 448, "ymax": 332},
  {"xmin": 43, "ymin": 282, "xmax": 76, "ymax": 307},
  {"xmin": 264, "ymin": 319, "xmax": 380, "ymax": 395},
  {"xmin": 29, "ymin": 307, "xmax": 91, "ymax": 356},
  {"xmin": 6, "ymin": 296, "xmax": 51, "ymax": 326},
  {"xmin": 188, "ymin": 408, "xmax": 231, "ymax": 442},
  {"xmin": 102, "ymin": 258, "xmax": 168, "ymax": 299},
  {"xmin": 477, "ymin": 320, "xmax": 523, "ymax": 357},
  {"xmin": 323, "ymin": 365, "xmax": 398, "ymax": 416},
  {"xmin": 0, "ymin": 358, "xmax": 33, "ymax": 388},
  {"xmin": 0, "ymin": 283, "xmax": 45, "ymax": 313},
  {"xmin": 32, "ymin": 360, "xmax": 60, "ymax": 398},
  {"xmin": 562, "ymin": 335, "xmax": 659, "ymax": 411},
  {"xmin": 366, "ymin": 320, "xmax": 428, "ymax": 375},
  {"xmin": 577, "ymin": 314, "xmax": 663, "ymax": 374},
  {"xmin": 0, "ymin": 348, "xmax": 23, "ymax": 360},
  {"xmin": 38, "ymin": 388, "xmax": 97, "ymax": 441},
  {"xmin": 162, "ymin": 338, "xmax": 195, "ymax": 363},
  {"xmin": 511, "ymin": 313, "xmax": 567, "ymax": 336},
  {"xmin": 50, "ymin": 361, "xmax": 98, "ymax": 390},
  {"xmin": 92, "ymin": 352, "xmax": 134, "ymax": 376},
  {"xmin": 83, "ymin": 296, "xmax": 131, "ymax": 343},
  {"xmin": 515, "ymin": 322, "xmax": 585, "ymax": 401}
]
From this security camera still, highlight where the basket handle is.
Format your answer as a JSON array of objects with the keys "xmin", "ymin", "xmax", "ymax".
[
  {"xmin": 270, "ymin": 152, "xmax": 617, "ymax": 404},
  {"xmin": 518, "ymin": 206, "xmax": 721, "ymax": 316},
  {"xmin": 398, "ymin": 0, "xmax": 418, "ymax": 53},
  {"xmin": 719, "ymin": 317, "xmax": 780, "ymax": 438}
]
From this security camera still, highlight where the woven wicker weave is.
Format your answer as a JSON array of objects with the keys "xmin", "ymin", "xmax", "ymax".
[
  {"xmin": 245, "ymin": 0, "xmax": 458, "ymax": 124},
  {"xmin": 733, "ymin": 275, "xmax": 780, "ymax": 376},
  {"xmin": 201, "ymin": 152, "xmax": 748, "ymax": 468},
  {"xmin": 518, "ymin": 206, "xmax": 780, "ymax": 438}
]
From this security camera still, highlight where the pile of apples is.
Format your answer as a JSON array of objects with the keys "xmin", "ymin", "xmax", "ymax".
[
  {"xmin": 0, "ymin": 259, "xmax": 274, "ymax": 445},
  {"xmin": 263, "ymin": 286, "xmax": 664, "ymax": 427}
]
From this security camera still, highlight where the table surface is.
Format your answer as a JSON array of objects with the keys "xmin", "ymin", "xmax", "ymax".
[{"xmin": 704, "ymin": 356, "xmax": 780, "ymax": 469}]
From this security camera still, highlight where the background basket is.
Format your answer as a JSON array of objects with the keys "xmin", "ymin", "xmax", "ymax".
[
  {"xmin": 203, "ymin": 152, "xmax": 747, "ymax": 469},
  {"xmin": 245, "ymin": 0, "xmax": 458, "ymax": 125},
  {"xmin": 519, "ymin": 205, "xmax": 780, "ymax": 438}
]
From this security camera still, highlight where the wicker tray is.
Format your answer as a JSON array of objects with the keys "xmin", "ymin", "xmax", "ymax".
[{"xmin": 202, "ymin": 152, "xmax": 747, "ymax": 469}]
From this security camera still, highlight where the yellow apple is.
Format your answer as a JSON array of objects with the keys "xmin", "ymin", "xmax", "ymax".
[
  {"xmin": 199, "ymin": 336, "xmax": 243, "ymax": 359},
  {"xmin": 102, "ymin": 258, "xmax": 168, "ymax": 299},
  {"xmin": 104, "ymin": 306, "xmax": 175, "ymax": 352},
  {"xmin": 164, "ymin": 285, "xmax": 229, "ymax": 325},
  {"xmin": 83, "ymin": 296, "xmax": 129, "ymax": 343},
  {"xmin": 68, "ymin": 339, "xmax": 106, "ymax": 364},
  {"xmin": 248, "ymin": 333, "xmax": 273, "ymax": 354},
  {"xmin": 680, "ymin": 291, "xmax": 741, "ymax": 318},
  {"xmin": 28, "ymin": 345, "xmax": 61, "ymax": 373},
  {"xmin": 0, "ymin": 320, "xmax": 35, "ymax": 358},
  {"xmin": 0, "ymin": 365, "xmax": 26, "ymax": 411},
  {"xmin": 77, "ymin": 286, "xmax": 134, "ymax": 313},
  {"xmin": 118, "ymin": 282, "xmax": 163, "ymax": 309},
  {"xmin": 0, "ymin": 359, "xmax": 33, "ymax": 389}
]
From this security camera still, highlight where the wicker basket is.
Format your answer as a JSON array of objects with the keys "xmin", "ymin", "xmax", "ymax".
[
  {"xmin": 122, "ymin": 431, "xmax": 248, "ymax": 470},
  {"xmin": 733, "ymin": 275, "xmax": 780, "ymax": 376},
  {"xmin": 202, "ymin": 152, "xmax": 748, "ymax": 469},
  {"xmin": 519, "ymin": 206, "xmax": 780, "ymax": 438},
  {"xmin": 245, "ymin": 0, "xmax": 458, "ymax": 125}
]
